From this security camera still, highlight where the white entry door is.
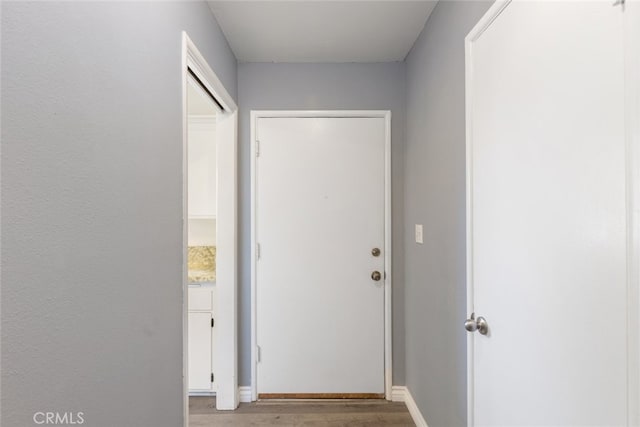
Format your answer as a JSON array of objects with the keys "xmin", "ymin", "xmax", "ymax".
[
  {"xmin": 254, "ymin": 115, "xmax": 387, "ymax": 397},
  {"xmin": 467, "ymin": 2, "xmax": 635, "ymax": 426}
]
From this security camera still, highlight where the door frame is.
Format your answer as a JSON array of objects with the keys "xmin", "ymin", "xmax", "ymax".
[
  {"xmin": 464, "ymin": 2, "xmax": 640, "ymax": 425},
  {"xmin": 181, "ymin": 32, "xmax": 239, "ymax": 422},
  {"xmin": 250, "ymin": 110, "xmax": 393, "ymax": 401}
]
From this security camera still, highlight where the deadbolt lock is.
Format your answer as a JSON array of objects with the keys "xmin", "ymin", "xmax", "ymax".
[{"xmin": 371, "ymin": 248, "xmax": 381, "ymax": 257}]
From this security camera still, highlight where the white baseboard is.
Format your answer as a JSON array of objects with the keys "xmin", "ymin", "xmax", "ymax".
[
  {"xmin": 390, "ymin": 385, "xmax": 407, "ymax": 402},
  {"xmin": 189, "ymin": 391, "xmax": 216, "ymax": 397},
  {"xmin": 390, "ymin": 386, "xmax": 428, "ymax": 427},
  {"xmin": 238, "ymin": 386, "xmax": 252, "ymax": 403}
]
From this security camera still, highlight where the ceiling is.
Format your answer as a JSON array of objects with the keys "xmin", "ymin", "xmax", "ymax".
[{"xmin": 208, "ymin": 1, "xmax": 437, "ymax": 63}]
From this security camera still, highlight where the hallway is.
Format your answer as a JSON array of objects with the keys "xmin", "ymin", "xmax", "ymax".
[
  {"xmin": 2, "ymin": 1, "xmax": 639, "ymax": 426},
  {"xmin": 189, "ymin": 397, "xmax": 415, "ymax": 426}
]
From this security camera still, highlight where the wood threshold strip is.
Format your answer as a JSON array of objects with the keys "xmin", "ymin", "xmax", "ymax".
[{"xmin": 258, "ymin": 393, "xmax": 385, "ymax": 400}]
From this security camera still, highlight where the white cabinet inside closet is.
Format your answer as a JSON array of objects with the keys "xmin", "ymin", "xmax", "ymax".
[
  {"xmin": 188, "ymin": 286, "xmax": 217, "ymax": 394},
  {"xmin": 188, "ymin": 115, "xmax": 217, "ymax": 219}
]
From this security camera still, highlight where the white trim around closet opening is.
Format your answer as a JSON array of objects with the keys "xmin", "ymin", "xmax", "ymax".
[
  {"xmin": 624, "ymin": 1, "xmax": 640, "ymax": 424},
  {"xmin": 182, "ymin": 32, "xmax": 238, "ymax": 425}
]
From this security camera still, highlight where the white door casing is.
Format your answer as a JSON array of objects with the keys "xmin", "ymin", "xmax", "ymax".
[
  {"xmin": 466, "ymin": 1, "xmax": 638, "ymax": 426},
  {"xmin": 250, "ymin": 111, "xmax": 392, "ymax": 399},
  {"xmin": 625, "ymin": 1, "xmax": 640, "ymax": 422},
  {"xmin": 181, "ymin": 32, "xmax": 238, "ymax": 417}
]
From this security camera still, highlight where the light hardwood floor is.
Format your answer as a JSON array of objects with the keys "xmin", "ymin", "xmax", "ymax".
[{"xmin": 189, "ymin": 397, "xmax": 416, "ymax": 426}]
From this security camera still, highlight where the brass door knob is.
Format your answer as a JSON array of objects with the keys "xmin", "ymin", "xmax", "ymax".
[{"xmin": 371, "ymin": 271, "xmax": 382, "ymax": 281}]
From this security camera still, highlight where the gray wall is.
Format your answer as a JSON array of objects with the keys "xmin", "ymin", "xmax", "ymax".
[
  {"xmin": 1, "ymin": 2, "xmax": 236, "ymax": 426},
  {"xmin": 403, "ymin": 2, "xmax": 492, "ymax": 426},
  {"xmin": 237, "ymin": 62, "xmax": 406, "ymax": 386}
]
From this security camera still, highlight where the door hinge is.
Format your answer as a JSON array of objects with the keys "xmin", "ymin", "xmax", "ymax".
[
  {"xmin": 211, "ymin": 317, "xmax": 215, "ymax": 328},
  {"xmin": 211, "ymin": 373, "xmax": 214, "ymax": 383},
  {"xmin": 256, "ymin": 140, "xmax": 260, "ymax": 157},
  {"xmin": 256, "ymin": 243, "xmax": 261, "ymax": 260},
  {"xmin": 257, "ymin": 345, "xmax": 261, "ymax": 363}
]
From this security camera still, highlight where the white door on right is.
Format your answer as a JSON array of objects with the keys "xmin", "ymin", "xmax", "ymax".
[{"xmin": 467, "ymin": 1, "xmax": 633, "ymax": 426}]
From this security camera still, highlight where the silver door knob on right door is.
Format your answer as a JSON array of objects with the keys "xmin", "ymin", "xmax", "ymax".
[
  {"xmin": 464, "ymin": 313, "xmax": 488, "ymax": 335},
  {"xmin": 371, "ymin": 271, "xmax": 382, "ymax": 281}
]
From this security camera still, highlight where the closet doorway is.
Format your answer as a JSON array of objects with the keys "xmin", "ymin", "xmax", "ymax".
[
  {"xmin": 186, "ymin": 72, "xmax": 220, "ymax": 394},
  {"xmin": 181, "ymin": 32, "xmax": 238, "ymax": 422}
]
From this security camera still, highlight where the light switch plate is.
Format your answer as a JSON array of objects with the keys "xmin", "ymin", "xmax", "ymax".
[{"xmin": 415, "ymin": 224, "xmax": 424, "ymax": 244}]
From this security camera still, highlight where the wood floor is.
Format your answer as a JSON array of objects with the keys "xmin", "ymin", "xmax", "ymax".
[{"xmin": 189, "ymin": 397, "xmax": 415, "ymax": 426}]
